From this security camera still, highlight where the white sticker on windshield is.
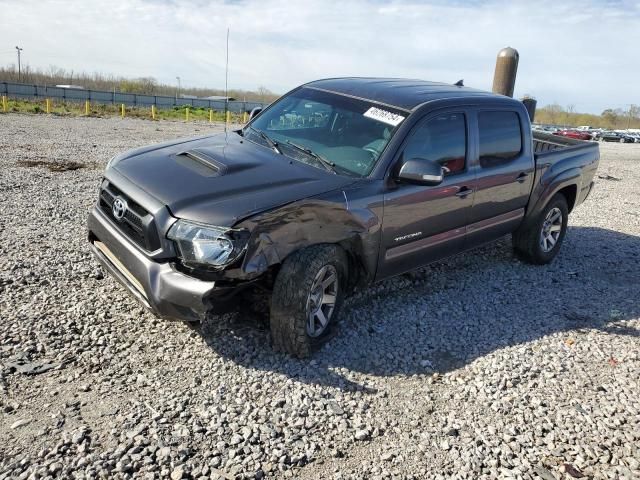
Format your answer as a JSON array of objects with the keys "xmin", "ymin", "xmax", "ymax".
[{"xmin": 363, "ymin": 107, "xmax": 405, "ymax": 126}]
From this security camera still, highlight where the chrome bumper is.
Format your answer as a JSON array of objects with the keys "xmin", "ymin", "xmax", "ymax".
[{"xmin": 88, "ymin": 206, "xmax": 216, "ymax": 322}]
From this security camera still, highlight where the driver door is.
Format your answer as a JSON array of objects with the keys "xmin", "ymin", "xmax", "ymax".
[{"xmin": 378, "ymin": 111, "xmax": 476, "ymax": 280}]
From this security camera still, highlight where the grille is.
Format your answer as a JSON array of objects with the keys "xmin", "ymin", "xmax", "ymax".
[{"xmin": 99, "ymin": 183, "xmax": 160, "ymax": 251}]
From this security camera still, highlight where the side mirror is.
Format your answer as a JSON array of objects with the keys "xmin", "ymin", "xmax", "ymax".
[
  {"xmin": 396, "ymin": 157, "xmax": 445, "ymax": 186},
  {"xmin": 248, "ymin": 107, "xmax": 263, "ymax": 121}
]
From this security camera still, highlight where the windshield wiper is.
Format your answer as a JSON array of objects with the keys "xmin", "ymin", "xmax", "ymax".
[
  {"xmin": 285, "ymin": 140, "xmax": 336, "ymax": 174},
  {"xmin": 247, "ymin": 125, "xmax": 282, "ymax": 154}
]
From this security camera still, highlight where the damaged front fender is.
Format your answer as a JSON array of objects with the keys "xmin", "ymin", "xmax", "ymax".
[{"xmin": 225, "ymin": 187, "xmax": 382, "ymax": 288}]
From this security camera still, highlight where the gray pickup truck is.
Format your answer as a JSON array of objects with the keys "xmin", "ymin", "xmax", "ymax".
[{"xmin": 88, "ymin": 78, "xmax": 600, "ymax": 357}]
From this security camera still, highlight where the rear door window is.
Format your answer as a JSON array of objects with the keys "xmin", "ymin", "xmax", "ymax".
[{"xmin": 478, "ymin": 111, "xmax": 522, "ymax": 168}]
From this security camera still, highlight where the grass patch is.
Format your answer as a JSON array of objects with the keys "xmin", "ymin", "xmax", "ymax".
[{"xmin": 1, "ymin": 98, "xmax": 246, "ymax": 123}]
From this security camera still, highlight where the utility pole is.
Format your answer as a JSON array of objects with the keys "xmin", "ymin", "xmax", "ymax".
[{"xmin": 15, "ymin": 46, "xmax": 23, "ymax": 82}]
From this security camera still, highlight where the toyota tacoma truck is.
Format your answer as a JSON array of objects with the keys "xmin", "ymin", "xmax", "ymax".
[{"xmin": 88, "ymin": 78, "xmax": 600, "ymax": 357}]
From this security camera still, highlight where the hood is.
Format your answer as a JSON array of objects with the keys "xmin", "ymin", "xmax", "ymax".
[{"xmin": 111, "ymin": 131, "xmax": 355, "ymax": 226}]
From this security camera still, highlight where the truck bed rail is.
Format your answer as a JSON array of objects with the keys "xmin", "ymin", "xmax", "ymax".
[{"xmin": 533, "ymin": 131, "xmax": 590, "ymax": 153}]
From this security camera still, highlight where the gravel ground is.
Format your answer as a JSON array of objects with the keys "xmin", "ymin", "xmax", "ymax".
[{"xmin": 1, "ymin": 113, "xmax": 639, "ymax": 480}]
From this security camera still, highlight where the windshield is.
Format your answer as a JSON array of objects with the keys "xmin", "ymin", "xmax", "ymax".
[{"xmin": 244, "ymin": 87, "xmax": 406, "ymax": 176}]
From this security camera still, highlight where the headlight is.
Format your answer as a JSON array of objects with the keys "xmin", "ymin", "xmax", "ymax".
[{"xmin": 167, "ymin": 220, "xmax": 247, "ymax": 268}]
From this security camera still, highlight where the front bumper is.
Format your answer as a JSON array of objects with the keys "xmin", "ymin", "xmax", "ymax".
[{"xmin": 88, "ymin": 206, "xmax": 216, "ymax": 322}]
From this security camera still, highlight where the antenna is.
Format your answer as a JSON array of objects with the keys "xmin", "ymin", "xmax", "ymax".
[{"xmin": 224, "ymin": 27, "xmax": 229, "ymax": 133}]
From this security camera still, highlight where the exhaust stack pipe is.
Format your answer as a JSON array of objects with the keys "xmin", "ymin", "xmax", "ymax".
[
  {"xmin": 492, "ymin": 47, "xmax": 519, "ymax": 97},
  {"xmin": 522, "ymin": 97, "xmax": 537, "ymax": 121}
]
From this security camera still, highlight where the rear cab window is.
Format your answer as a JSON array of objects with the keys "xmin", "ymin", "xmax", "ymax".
[{"xmin": 478, "ymin": 111, "xmax": 522, "ymax": 168}]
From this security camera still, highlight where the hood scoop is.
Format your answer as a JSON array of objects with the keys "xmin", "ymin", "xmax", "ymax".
[{"xmin": 175, "ymin": 149, "xmax": 227, "ymax": 177}]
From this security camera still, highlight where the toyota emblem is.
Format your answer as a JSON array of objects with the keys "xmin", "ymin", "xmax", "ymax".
[{"xmin": 112, "ymin": 197, "xmax": 128, "ymax": 221}]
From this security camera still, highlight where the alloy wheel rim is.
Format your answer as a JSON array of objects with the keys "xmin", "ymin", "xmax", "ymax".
[
  {"xmin": 540, "ymin": 207, "xmax": 563, "ymax": 253},
  {"xmin": 306, "ymin": 265, "xmax": 338, "ymax": 337}
]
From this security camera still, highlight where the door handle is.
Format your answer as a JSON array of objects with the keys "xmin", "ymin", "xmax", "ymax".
[
  {"xmin": 516, "ymin": 172, "xmax": 529, "ymax": 183},
  {"xmin": 455, "ymin": 187, "xmax": 474, "ymax": 198}
]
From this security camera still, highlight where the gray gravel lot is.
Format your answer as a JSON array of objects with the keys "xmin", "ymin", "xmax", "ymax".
[{"xmin": 1, "ymin": 113, "xmax": 639, "ymax": 480}]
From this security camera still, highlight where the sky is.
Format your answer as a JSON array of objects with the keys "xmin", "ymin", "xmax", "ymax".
[{"xmin": 0, "ymin": 0, "xmax": 638, "ymax": 113}]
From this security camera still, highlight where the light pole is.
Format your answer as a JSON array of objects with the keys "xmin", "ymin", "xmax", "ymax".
[
  {"xmin": 15, "ymin": 46, "xmax": 23, "ymax": 82},
  {"xmin": 176, "ymin": 76, "xmax": 181, "ymax": 101}
]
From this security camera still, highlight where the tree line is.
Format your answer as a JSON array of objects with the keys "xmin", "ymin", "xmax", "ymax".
[
  {"xmin": 2, "ymin": 64, "xmax": 637, "ymax": 128},
  {"xmin": 535, "ymin": 103, "xmax": 640, "ymax": 129},
  {"xmin": 0, "ymin": 64, "xmax": 280, "ymax": 103}
]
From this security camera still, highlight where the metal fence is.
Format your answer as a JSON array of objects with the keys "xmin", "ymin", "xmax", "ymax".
[{"xmin": 0, "ymin": 81, "xmax": 264, "ymax": 113}]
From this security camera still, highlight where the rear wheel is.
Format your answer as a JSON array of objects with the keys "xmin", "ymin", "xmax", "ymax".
[
  {"xmin": 513, "ymin": 194, "xmax": 569, "ymax": 265},
  {"xmin": 270, "ymin": 245, "xmax": 347, "ymax": 358},
  {"xmin": 619, "ymin": 137, "xmax": 625, "ymax": 143}
]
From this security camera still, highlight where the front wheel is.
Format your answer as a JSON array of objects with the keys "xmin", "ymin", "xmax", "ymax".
[
  {"xmin": 512, "ymin": 194, "xmax": 569, "ymax": 265},
  {"xmin": 270, "ymin": 245, "xmax": 347, "ymax": 358}
]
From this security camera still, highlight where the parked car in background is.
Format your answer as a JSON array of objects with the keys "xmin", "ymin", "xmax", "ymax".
[
  {"xmin": 532, "ymin": 124, "xmax": 558, "ymax": 134},
  {"xmin": 588, "ymin": 129, "xmax": 603, "ymax": 138},
  {"xmin": 615, "ymin": 131, "xmax": 640, "ymax": 143},
  {"xmin": 597, "ymin": 131, "xmax": 635, "ymax": 143},
  {"xmin": 553, "ymin": 130, "xmax": 593, "ymax": 141}
]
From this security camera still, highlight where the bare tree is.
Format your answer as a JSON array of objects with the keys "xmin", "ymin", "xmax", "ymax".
[
  {"xmin": 546, "ymin": 103, "xmax": 564, "ymax": 125},
  {"xmin": 601, "ymin": 109, "xmax": 618, "ymax": 128},
  {"xmin": 564, "ymin": 104, "xmax": 575, "ymax": 127}
]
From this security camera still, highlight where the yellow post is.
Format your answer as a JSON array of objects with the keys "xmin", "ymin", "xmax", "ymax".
[
  {"xmin": 209, "ymin": 109, "xmax": 213, "ymax": 123},
  {"xmin": 85, "ymin": 100, "xmax": 90, "ymax": 115},
  {"xmin": 226, "ymin": 110, "xmax": 231, "ymax": 124},
  {"xmin": 151, "ymin": 105, "xmax": 156, "ymax": 120},
  {"xmin": 243, "ymin": 112, "xmax": 248, "ymax": 123},
  {"xmin": 46, "ymin": 98, "xmax": 51, "ymax": 114},
  {"xmin": 121, "ymin": 104, "xmax": 125, "ymax": 118},
  {"xmin": 2, "ymin": 96, "xmax": 7, "ymax": 113},
  {"xmin": 185, "ymin": 107, "xmax": 189, "ymax": 122}
]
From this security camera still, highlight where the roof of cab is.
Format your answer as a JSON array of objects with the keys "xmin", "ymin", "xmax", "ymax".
[{"xmin": 304, "ymin": 77, "xmax": 508, "ymax": 111}]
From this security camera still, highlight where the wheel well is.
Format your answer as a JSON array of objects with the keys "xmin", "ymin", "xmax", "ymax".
[
  {"xmin": 557, "ymin": 185, "xmax": 577, "ymax": 213},
  {"xmin": 264, "ymin": 241, "xmax": 370, "ymax": 293},
  {"xmin": 338, "ymin": 241, "xmax": 370, "ymax": 292}
]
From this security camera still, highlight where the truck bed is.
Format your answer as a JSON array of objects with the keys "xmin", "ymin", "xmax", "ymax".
[
  {"xmin": 533, "ymin": 131, "xmax": 595, "ymax": 155},
  {"xmin": 527, "ymin": 131, "xmax": 600, "ymax": 221}
]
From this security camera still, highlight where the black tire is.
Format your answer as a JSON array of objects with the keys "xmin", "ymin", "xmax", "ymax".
[
  {"xmin": 182, "ymin": 319, "xmax": 202, "ymax": 332},
  {"xmin": 270, "ymin": 244, "xmax": 347, "ymax": 358},
  {"xmin": 512, "ymin": 194, "xmax": 569, "ymax": 265}
]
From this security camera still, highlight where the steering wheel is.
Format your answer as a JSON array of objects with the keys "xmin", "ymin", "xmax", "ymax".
[{"xmin": 363, "ymin": 147, "xmax": 380, "ymax": 159}]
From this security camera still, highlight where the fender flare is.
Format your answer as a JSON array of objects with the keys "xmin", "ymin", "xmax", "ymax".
[{"xmin": 521, "ymin": 167, "xmax": 582, "ymax": 229}]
